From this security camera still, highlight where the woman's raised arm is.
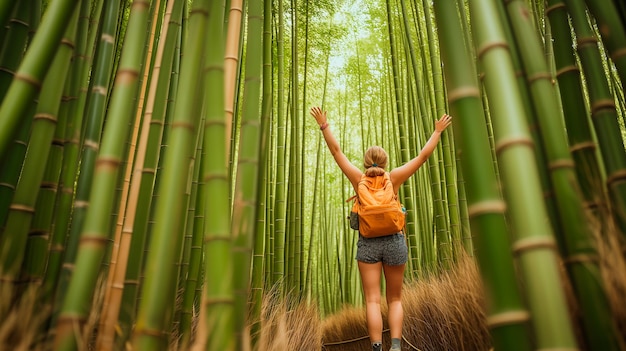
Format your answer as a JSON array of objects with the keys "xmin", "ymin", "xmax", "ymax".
[
  {"xmin": 310, "ymin": 106, "xmax": 362, "ymax": 189},
  {"xmin": 390, "ymin": 114, "xmax": 452, "ymax": 190}
]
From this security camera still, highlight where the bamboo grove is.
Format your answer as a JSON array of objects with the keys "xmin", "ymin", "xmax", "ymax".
[{"xmin": 0, "ymin": 0, "xmax": 626, "ymax": 350}]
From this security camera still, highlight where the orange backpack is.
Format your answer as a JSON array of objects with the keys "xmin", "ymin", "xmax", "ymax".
[{"xmin": 348, "ymin": 173, "xmax": 405, "ymax": 238}]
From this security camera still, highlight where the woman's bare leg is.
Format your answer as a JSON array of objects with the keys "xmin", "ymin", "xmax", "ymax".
[
  {"xmin": 358, "ymin": 261, "xmax": 383, "ymax": 343},
  {"xmin": 383, "ymin": 263, "xmax": 405, "ymax": 340}
]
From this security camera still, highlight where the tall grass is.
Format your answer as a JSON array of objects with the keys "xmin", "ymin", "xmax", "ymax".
[
  {"xmin": 592, "ymin": 212, "xmax": 626, "ymax": 349},
  {"xmin": 321, "ymin": 253, "xmax": 490, "ymax": 351},
  {"xmin": 3, "ymin": 240, "xmax": 626, "ymax": 350}
]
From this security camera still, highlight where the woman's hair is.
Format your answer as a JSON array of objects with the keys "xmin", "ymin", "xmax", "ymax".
[{"xmin": 364, "ymin": 146, "xmax": 388, "ymax": 177}]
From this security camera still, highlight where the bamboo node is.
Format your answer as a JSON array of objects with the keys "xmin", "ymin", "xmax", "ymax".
[
  {"xmin": 101, "ymin": 33, "xmax": 115, "ymax": 45},
  {"xmin": 468, "ymin": 200, "xmax": 507, "ymax": 217},
  {"xmin": 52, "ymin": 138, "xmax": 65, "ymax": 147},
  {"xmin": 548, "ymin": 159, "xmax": 575, "ymax": 171},
  {"xmin": 590, "ymin": 99, "xmax": 616, "ymax": 115},
  {"xmin": 115, "ymin": 68, "xmax": 140, "ymax": 84},
  {"xmin": 190, "ymin": 8, "xmax": 209, "ymax": 17},
  {"xmin": 577, "ymin": 36, "xmax": 598, "ymax": 47},
  {"xmin": 526, "ymin": 72, "xmax": 553, "ymax": 84},
  {"xmin": 569, "ymin": 141, "xmax": 596, "ymax": 153},
  {"xmin": 28, "ymin": 229, "xmax": 49, "ymax": 238},
  {"xmin": 0, "ymin": 67, "xmax": 15, "ymax": 75},
  {"xmin": 33, "ymin": 113, "xmax": 58, "ymax": 123},
  {"xmin": 9, "ymin": 18, "xmax": 28, "ymax": 27},
  {"xmin": 512, "ymin": 236, "xmax": 557, "ymax": 255},
  {"xmin": 495, "ymin": 136, "xmax": 534, "ymax": 154},
  {"xmin": 60, "ymin": 38, "xmax": 75, "ymax": 49},
  {"xmin": 92, "ymin": 85, "xmax": 108, "ymax": 96},
  {"xmin": 83, "ymin": 139, "xmax": 100, "ymax": 151},
  {"xmin": 476, "ymin": 41, "xmax": 509, "ymax": 60},
  {"xmin": 610, "ymin": 48, "xmax": 626, "ymax": 61},
  {"xmin": 545, "ymin": 2, "xmax": 566, "ymax": 15},
  {"xmin": 9, "ymin": 204, "xmax": 35, "ymax": 214},
  {"xmin": 0, "ymin": 182, "xmax": 15, "ymax": 190},
  {"xmin": 487, "ymin": 310, "xmax": 530, "ymax": 328},
  {"xmin": 14, "ymin": 72, "xmax": 42, "ymax": 90},
  {"xmin": 447, "ymin": 86, "xmax": 480, "ymax": 103},
  {"xmin": 563, "ymin": 254, "xmax": 598, "ymax": 264},
  {"xmin": 171, "ymin": 121, "xmax": 195, "ymax": 131},
  {"xmin": 555, "ymin": 65, "xmax": 579, "ymax": 78},
  {"xmin": 79, "ymin": 235, "xmax": 110, "ymax": 245},
  {"xmin": 96, "ymin": 156, "xmax": 122, "ymax": 168},
  {"xmin": 607, "ymin": 170, "xmax": 626, "ymax": 187},
  {"xmin": 131, "ymin": 0, "xmax": 150, "ymax": 10},
  {"xmin": 49, "ymin": 244, "xmax": 64, "ymax": 252}
]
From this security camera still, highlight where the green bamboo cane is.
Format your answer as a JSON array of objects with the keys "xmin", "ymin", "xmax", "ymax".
[
  {"xmin": 299, "ymin": 0, "xmax": 311, "ymax": 294},
  {"xmin": 398, "ymin": 0, "xmax": 445, "ymax": 269},
  {"xmin": 409, "ymin": 0, "xmax": 453, "ymax": 268},
  {"xmin": 96, "ymin": 1, "xmax": 182, "ymax": 349},
  {"xmin": 433, "ymin": 2, "xmax": 532, "ymax": 350},
  {"xmin": 612, "ymin": 0, "xmax": 626, "ymax": 26},
  {"xmin": 565, "ymin": 0, "xmax": 626, "ymax": 233},
  {"xmin": 386, "ymin": 0, "xmax": 419, "ymax": 273},
  {"xmin": 306, "ymin": 137, "xmax": 323, "ymax": 303},
  {"xmin": 545, "ymin": 0, "xmax": 605, "ymax": 210},
  {"xmin": 116, "ymin": 3, "xmax": 182, "ymax": 346},
  {"xmin": 100, "ymin": 1, "xmax": 166, "ymax": 337},
  {"xmin": 0, "ymin": 6, "xmax": 77, "ymax": 283},
  {"xmin": 469, "ymin": 0, "xmax": 579, "ymax": 348},
  {"xmin": 494, "ymin": 0, "xmax": 562, "ymax": 237},
  {"xmin": 273, "ymin": 0, "xmax": 287, "ymax": 291},
  {"xmin": 422, "ymin": 0, "xmax": 464, "ymax": 256},
  {"xmin": 0, "ymin": 0, "xmax": 33, "ymax": 231},
  {"xmin": 0, "ymin": 0, "xmax": 78, "ymax": 162},
  {"xmin": 179, "ymin": 152, "xmax": 206, "ymax": 348},
  {"xmin": 174, "ymin": 123, "xmax": 203, "ymax": 341},
  {"xmin": 53, "ymin": 1, "xmax": 152, "ymax": 350},
  {"xmin": 585, "ymin": 0, "xmax": 626, "ymax": 89},
  {"xmin": 506, "ymin": 1, "xmax": 619, "ymax": 348},
  {"xmin": 41, "ymin": 0, "xmax": 101, "ymax": 309},
  {"xmin": 250, "ymin": 0, "xmax": 273, "ymax": 343},
  {"xmin": 51, "ymin": 0, "xmax": 120, "ymax": 324},
  {"xmin": 129, "ymin": 0, "xmax": 209, "ymax": 348},
  {"xmin": 0, "ymin": 1, "xmax": 17, "ymax": 37},
  {"xmin": 287, "ymin": 0, "xmax": 300, "ymax": 292},
  {"xmin": 20, "ymin": 10, "xmax": 80, "ymax": 285},
  {"xmin": 231, "ymin": 0, "xmax": 264, "ymax": 345},
  {"xmin": 0, "ymin": 0, "xmax": 29, "ymax": 102},
  {"xmin": 117, "ymin": 30, "xmax": 181, "ymax": 349}
]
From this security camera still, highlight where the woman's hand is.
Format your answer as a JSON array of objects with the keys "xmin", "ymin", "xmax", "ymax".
[
  {"xmin": 435, "ymin": 114, "xmax": 452, "ymax": 132},
  {"xmin": 310, "ymin": 106, "xmax": 327, "ymax": 126}
]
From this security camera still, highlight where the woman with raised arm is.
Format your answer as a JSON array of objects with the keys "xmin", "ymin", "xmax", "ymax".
[{"xmin": 310, "ymin": 106, "xmax": 452, "ymax": 351}]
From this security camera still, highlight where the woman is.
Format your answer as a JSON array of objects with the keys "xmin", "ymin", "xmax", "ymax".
[{"xmin": 310, "ymin": 106, "xmax": 452, "ymax": 351}]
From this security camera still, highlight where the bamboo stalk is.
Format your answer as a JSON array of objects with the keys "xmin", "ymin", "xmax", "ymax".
[
  {"xmin": 53, "ymin": 1, "xmax": 153, "ymax": 350},
  {"xmin": 0, "ymin": 0, "xmax": 78, "ymax": 161}
]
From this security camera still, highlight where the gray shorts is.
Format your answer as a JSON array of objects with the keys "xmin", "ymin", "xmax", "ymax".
[{"xmin": 356, "ymin": 233, "xmax": 408, "ymax": 266}]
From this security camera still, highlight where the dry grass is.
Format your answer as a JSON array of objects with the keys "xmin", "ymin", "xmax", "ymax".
[
  {"xmin": 3, "ymin": 231, "xmax": 626, "ymax": 351},
  {"xmin": 0, "ymin": 284, "xmax": 49, "ymax": 351},
  {"xmin": 254, "ymin": 288, "xmax": 323, "ymax": 351},
  {"xmin": 320, "ymin": 253, "xmax": 490, "ymax": 351},
  {"xmin": 591, "ymin": 213, "xmax": 626, "ymax": 349}
]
